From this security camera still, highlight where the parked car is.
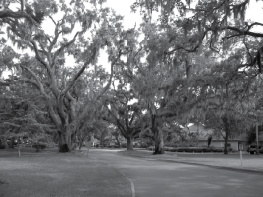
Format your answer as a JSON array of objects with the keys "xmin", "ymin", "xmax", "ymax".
[{"xmin": 248, "ymin": 145, "xmax": 263, "ymax": 154}]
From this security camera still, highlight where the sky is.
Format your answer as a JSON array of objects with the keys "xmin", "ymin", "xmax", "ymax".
[
  {"xmin": 91, "ymin": 0, "xmax": 142, "ymax": 72},
  {"xmin": 105, "ymin": 0, "xmax": 140, "ymax": 29},
  {"xmin": 2, "ymin": 0, "xmax": 263, "ymax": 78},
  {"xmin": 99, "ymin": 0, "xmax": 263, "ymax": 71}
]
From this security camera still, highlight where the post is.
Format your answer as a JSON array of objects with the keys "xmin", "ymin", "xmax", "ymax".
[
  {"xmin": 240, "ymin": 149, "xmax": 242, "ymax": 167},
  {"xmin": 256, "ymin": 121, "xmax": 259, "ymax": 155},
  {"xmin": 87, "ymin": 141, "xmax": 91, "ymax": 156},
  {"xmin": 239, "ymin": 143, "xmax": 243, "ymax": 167},
  {"xmin": 18, "ymin": 144, "xmax": 21, "ymax": 157}
]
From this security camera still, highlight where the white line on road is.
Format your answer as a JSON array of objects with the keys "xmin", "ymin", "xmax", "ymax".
[{"xmin": 121, "ymin": 171, "xmax": 135, "ymax": 197}]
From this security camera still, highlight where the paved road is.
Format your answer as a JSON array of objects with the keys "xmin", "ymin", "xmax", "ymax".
[{"xmin": 89, "ymin": 149, "xmax": 263, "ymax": 197}]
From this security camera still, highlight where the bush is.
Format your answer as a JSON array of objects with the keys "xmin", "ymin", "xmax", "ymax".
[
  {"xmin": 146, "ymin": 146, "xmax": 154, "ymax": 150},
  {"xmin": 121, "ymin": 143, "xmax": 127, "ymax": 148},
  {"xmin": 0, "ymin": 139, "xmax": 5, "ymax": 149},
  {"xmin": 32, "ymin": 142, "xmax": 47, "ymax": 151},
  {"xmin": 163, "ymin": 146, "xmax": 224, "ymax": 153},
  {"xmin": 0, "ymin": 144, "xmax": 5, "ymax": 149}
]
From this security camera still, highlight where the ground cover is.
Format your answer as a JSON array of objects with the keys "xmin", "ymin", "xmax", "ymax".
[{"xmin": 0, "ymin": 148, "xmax": 131, "ymax": 197}]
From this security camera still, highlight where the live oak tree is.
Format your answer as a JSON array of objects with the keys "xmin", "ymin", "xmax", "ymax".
[
  {"xmin": 134, "ymin": 19, "xmax": 198, "ymax": 154},
  {"xmin": 1, "ymin": 0, "xmax": 127, "ymax": 152},
  {"xmin": 132, "ymin": 0, "xmax": 263, "ymax": 147},
  {"xmin": 186, "ymin": 53, "xmax": 259, "ymax": 153},
  {"xmin": 0, "ymin": 74, "xmax": 55, "ymax": 148},
  {"xmin": 101, "ymin": 27, "xmax": 147, "ymax": 150},
  {"xmin": 110, "ymin": 125, "xmax": 124, "ymax": 147},
  {"xmin": 104, "ymin": 87, "xmax": 143, "ymax": 150},
  {"xmin": 133, "ymin": 0, "xmax": 263, "ymax": 101},
  {"xmin": 132, "ymin": 0, "xmax": 263, "ymax": 89}
]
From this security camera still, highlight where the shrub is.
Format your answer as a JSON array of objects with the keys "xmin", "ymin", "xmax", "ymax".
[
  {"xmin": 163, "ymin": 146, "xmax": 224, "ymax": 153},
  {"xmin": 32, "ymin": 142, "xmax": 47, "ymax": 151},
  {"xmin": 0, "ymin": 138, "xmax": 5, "ymax": 149}
]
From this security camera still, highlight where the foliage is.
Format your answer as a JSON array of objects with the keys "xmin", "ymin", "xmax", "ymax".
[
  {"xmin": 0, "ymin": 0, "xmax": 130, "ymax": 152},
  {"xmin": 1, "ymin": 0, "xmax": 263, "ymax": 155}
]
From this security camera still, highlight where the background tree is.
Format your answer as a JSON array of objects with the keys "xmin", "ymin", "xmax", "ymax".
[
  {"xmin": 0, "ymin": 74, "xmax": 55, "ymax": 149},
  {"xmin": 104, "ymin": 87, "xmax": 142, "ymax": 150}
]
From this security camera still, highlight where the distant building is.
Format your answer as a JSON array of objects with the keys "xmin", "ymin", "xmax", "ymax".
[{"xmin": 182, "ymin": 123, "xmax": 253, "ymax": 151}]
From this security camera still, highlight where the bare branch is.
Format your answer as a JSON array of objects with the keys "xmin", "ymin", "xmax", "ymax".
[
  {"xmin": 52, "ymin": 31, "xmax": 79, "ymax": 65},
  {"xmin": 166, "ymin": 29, "xmax": 208, "ymax": 54},
  {"xmin": 62, "ymin": 45, "xmax": 97, "ymax": 96},
  {"xmin": 224, "ymin": 26, "xmax": 263, "ymax": 38},
  {"xmin": 20, "ymin": 65, "xmax": 49, "ymax": 99},
  {"xmin": 247, "ymin": 22, "xmax": 263, "ymax": 31},
  {"xmin": 49, "ymin": 16, "xmax": 57, "ymax": 26},
  {"xmin": 95, "ymin": 50, "xmax": 122, "ymax": 101},
  {"xmin": 48, "ymin": 23, "xmax": 62, "ymax": 54}
]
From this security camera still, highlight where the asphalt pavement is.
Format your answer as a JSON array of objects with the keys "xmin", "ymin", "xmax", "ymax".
[{"xmin": 88, "ymin": 149, "xmax": 263, "ymax": 197}]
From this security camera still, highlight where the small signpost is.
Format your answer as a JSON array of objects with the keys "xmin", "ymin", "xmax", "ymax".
[
  {"xmin": 18, "ymin": 143, "xmax": 21, "ymax": 157},
  {"xmin": 191, "ymin": 57, "xmax": 196, "ymax": 64},
  {"xmin": 239, "ymin": 144, "xmax": 243, "ymax": 167}
]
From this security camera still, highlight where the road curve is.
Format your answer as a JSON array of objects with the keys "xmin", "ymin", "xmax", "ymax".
[{"xmin": 89, "ymin": 149, "xmax": 263, "ymax": 197}]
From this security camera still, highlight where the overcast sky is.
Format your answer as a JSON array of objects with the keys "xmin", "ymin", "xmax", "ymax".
[
  {"xmin": 2, "ymin": 0, "xmax": 263, "ymax": 77},
  {"xmin": 105, "ymin": 0, "xmax": 140, "ymax": 28}
]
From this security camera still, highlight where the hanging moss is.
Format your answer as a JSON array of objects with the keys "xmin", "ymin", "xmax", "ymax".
[{"xmin": 232, "ymin": 1, "xmax": 248, "ymax": 21}]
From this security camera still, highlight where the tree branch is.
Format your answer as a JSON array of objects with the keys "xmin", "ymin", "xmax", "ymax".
[
  {"xmin": 20, "ymin": 65, "xmax": 49, "ymax": 99},
  {"xmin": 224, "ymin": 26, "xmax": 263, "ymax": 38},
  {"xmin": 0, "ymin": 10, "xmax": 37, "ymax": 25},
  {"xmin": 62, "ymin": 45, "xmax": 97, "ymax": 96},
  {"xmin": 51, "ymin": 31, "xmax": 79, "ymax": 66}
]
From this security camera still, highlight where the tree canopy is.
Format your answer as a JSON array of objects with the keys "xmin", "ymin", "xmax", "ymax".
[{"xmin": 1, "ymin": 0, "xmax": 263, "ymax": 154}]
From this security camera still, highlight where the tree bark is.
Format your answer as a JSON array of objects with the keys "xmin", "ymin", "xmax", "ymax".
[
  {"xmin": 153, "ymin": 127, "xmax": 164, "ymax": 154},
  {"xmin": 127, "ymin": 135, "xmax": 134, "ymax": 150},
  {"xmin": 116, "ymin": 137, "xmax": 121, "ymax": 148},
  {"xmin": 222, "ymin": 115, "xmax": 230, "ymax": 155},
  {"xmin": 152, "ymin": 115, "xmax": 164, "ymax": 155},
  {"xmin": 58, "ymin": 130, "xmax": 71, "ymax": 152},
  {"xmin": 78, "ymin": 139, "xmax": 83, "ymax": 150}
]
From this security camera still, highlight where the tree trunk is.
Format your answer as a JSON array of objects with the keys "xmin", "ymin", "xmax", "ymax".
[
  {"xmin": 207, "ymin": 136, "xmax": 212, "ymax": 147},
  {"xmin": 58, "ymin": 132, "xmax": 71, "ymax": 152},
  {"xmin": 152, "ymin": 115, "xmax": 164, "ymax": 155},
  {"xmin": 127, "ymin": 136, "xmax": 134, "ymax": 150},
  {"xmin": 222, "ymin": 115, "xmax": 230, "ymax": 155},
  {"xmin": 116, "ymin": 137, "xmax": 121, "ymax": 148},
  {"xmin": 71, "ymin": 133, "xmax": 77, "ymax": 150},
  {"xmin": 153, "ymin": 127, "xmax": 164, "ymax": 154},
  {"xmin": 3, "ymin": 136, "xmax": 8, "ymax": 149},
  {"xmin": 78, "ymin": 138, "xmax": 83, "ymax": 150},
  {"xmin": 224, "ymin": 129, "xmax": 229, "ymax": 154}
]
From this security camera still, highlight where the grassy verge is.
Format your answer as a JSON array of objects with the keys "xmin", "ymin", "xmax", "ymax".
[
  {"xmin": 0, "ymin": 148, "xmax": 130, "ymax": 197},
  {"xmin": 120, "ymin": 149, "xmax": 263, "ymax": 171}
]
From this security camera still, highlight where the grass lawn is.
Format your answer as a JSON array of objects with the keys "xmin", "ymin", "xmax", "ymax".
[
  {"xmin": 120, "ymin": 149, "xmax": 263, "ymax": 171},
  {"xmin": 0, "ymin": 148, "xmax": 130, "ymax": 197}
]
